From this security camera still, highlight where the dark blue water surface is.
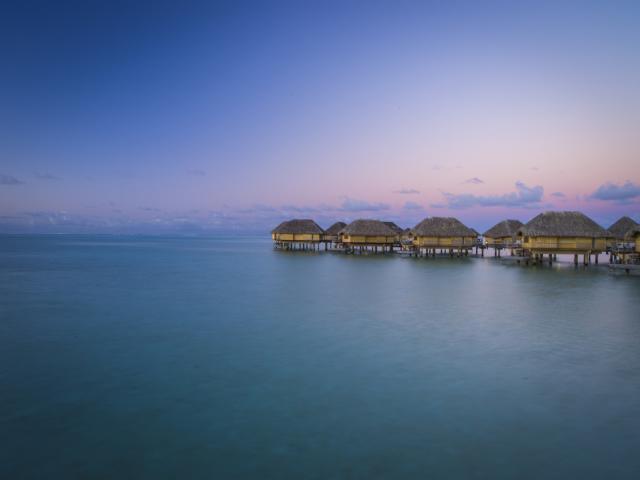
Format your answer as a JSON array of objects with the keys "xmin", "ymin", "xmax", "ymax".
[{"xmin": 2, "ymin": 235, "xmax": 640, "ymax": 479}]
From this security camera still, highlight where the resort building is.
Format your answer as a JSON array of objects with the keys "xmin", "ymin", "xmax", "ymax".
[
  {"xmin": 517, "ymin": 211, "xmax": 611, "ymax": 265},
  {"xmin": 606, "ymin": 216, "xmax": 639, "ymax": 261},
  {"xmin": 608, "ymin": 216, "xmax": 638, "ymax": 241},
  {"xmin": 609, "ymin": 225, "xmax": 640, "ymax": 272},
  {"xmin": 383, "ymin": 221, "xmax": 404, "ymax": 247},
  {"xmin": 483, "ymin": 219, "xmax": 523, "ymax": 257},
  {"xmin": 322, "ymin": 221, "xmax": 347, "ymax": 246},
  {"xmin": 383, "ymin": 222, "xmax": 404, "ymax": 235},
  {"xmin": 271, "ymin": 219, "xmax": 324, "ymax": 250},
  {"xmin": 400, "ymin": 227, "xmax": 413, "ymax": 247},
  {"xmin": 628, "ymin": 226, "xmax": 640, "ymax": 253},
  {"xmin": 341, "ymin": 219, "xmax": 399, "ymax": 253},
  {"xmin": 411, "ymin": 217, "xmax": 477, "ymax": 256}
]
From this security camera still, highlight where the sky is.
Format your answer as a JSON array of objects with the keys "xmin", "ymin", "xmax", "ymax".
[{"xmin": 1, "ymin": 0, "xmax": 639, "ymax": 233}]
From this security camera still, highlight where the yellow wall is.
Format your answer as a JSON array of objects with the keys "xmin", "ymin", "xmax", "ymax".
[
  {"xmin": 322, "ymin": 234, "xmax": 340, "ymax": 242},
  {"xmin": 342, "ymin": 235, "xmax": 396, "ymax": 244},
  {"xmin": 413, "ymin": 236, "xmax": 475, "ymax": 247},
  {"xmin": 273, "ymin": 233, "xmax": 322, "ymax": 242},
  {"xmin": 485, "ymin": 237, "xmax": 512, "ymax": 246},
  {"xmin": 520, "ymin": 236, "xmax": 607, "ymax": 251}
]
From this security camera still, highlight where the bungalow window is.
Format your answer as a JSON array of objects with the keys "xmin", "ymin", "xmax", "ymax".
[{"xmin": 524, "ymin": 236, "xmax": 530, "ymax": 242}]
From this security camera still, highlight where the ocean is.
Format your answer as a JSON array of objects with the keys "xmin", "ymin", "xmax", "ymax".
[{"xmin": 2, "ymin": 234, "xmax": 640, "ymax": 479}]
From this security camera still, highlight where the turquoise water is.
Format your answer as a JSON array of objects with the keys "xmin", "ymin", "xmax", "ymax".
[{"xmin": 2, "ymin": 235, "xmax": 640, "ymax": 479}]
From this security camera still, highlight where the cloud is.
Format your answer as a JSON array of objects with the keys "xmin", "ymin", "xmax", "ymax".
[
  {"xmin": 463, "ymin": 177, "xmax": 484, "ymax": 185},
  {"xmin": 393, "ymin": 188, "xmax": 420, "ymax": 195},
  {"xmin": 187, "ymin": 168, "xmax": 206, "ymax": 176},
  {"xmin": 439, "ymin": 181, "xmax": 544, "ymax": 209},
  {"xmin": 589, "ymin": 181, "xmax": 640, "ymax": 203},
  {"xmin": 281, "ymin": 205, "xmax": 319, "ymax": 213},
  {"xmin": 403, "ymin": 201, "xmax": 423, "ymax": 210},
  {"xmin": 551, "ymin": 191, "xmax": 566, "ymax": 198},
  {"xmin": 34, "ymin": 172, "xmax": 60, "ymax": 180},
  {"xmin": 0, "ymin": 174, "xmax": 24, "ymax": 185},
  {"xmin": 8, "ymin": 210, "xmax": 91, "ymax": 228},
  {"xmin": 340, "ymin": 197, "xmax": 390, "ymax": 212}
]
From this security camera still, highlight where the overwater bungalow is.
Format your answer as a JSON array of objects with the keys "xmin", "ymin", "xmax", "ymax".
[
  {"xmin": 383, "ymin": 221, "xmax": 404, "ymax": 247},
  {"xmin": 322, "ymin": 221, "xmax": 347, "ymax": 246},
  {"xmin": 271, "ymin": 219, "xmax": 324, "ymax": 251},
  {"xmin": 341, "ymin": 219, "xmax": 398, "ymax": 253},
  {"xmin": 606, "ymin": 216, "xmax": 639, "ymax": 261},
  {"xmin": 400, "ymin": 227, "xmax": 413, "ymax": 245},
  {"xmin": 383, "ymin": 222, "xmax": 404, "ymax": 235},
  {"xmin": 627, "ymin": 226, "xmax": 640, "ymax": 253},
  {"xmin": 607, "ymin": 226, "xmax": 640, "ymax": 271},
  {"xmin": 483, "ymin": 219, "xmax": 523, "ymax": 257},
  {"xmin": 607, "ymin": 216, "xmax": 638, "ymax": 244},
  {"xmin": 411, "ymin": 217, "xmax": 477, "ymax": 257},
  {"xmin": 517, "ymin": 211, "xmax": 611, "ymax": 265}
]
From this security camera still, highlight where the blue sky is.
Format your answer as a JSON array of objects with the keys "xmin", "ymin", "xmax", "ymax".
[{"xmin": 1, "ymin": 0, "xmax": 639, "ymax": 233}]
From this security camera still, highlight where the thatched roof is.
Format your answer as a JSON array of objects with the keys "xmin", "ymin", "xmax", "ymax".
[
  {"xmin": 341, "ymin": 219, "xmax": 398, "ymax": 236},
  {"xmin": 324, "ymin": 221, "xmax": 347, "ymax": 235},
  {"xmin": 383, "ymin": 221, "xmax": 404, "ymax": 234},
  {"xmin": 608, "ymin": 216, "xmax": 639, "ymax": 240},
  {"xmin": 271, "ymin": 219, "xmax": 324, "ymax": 235},
  {"xmin": 411, "ymin": 217, "xmax": 476, "ymax": 237},
  {"xmin": 518, "ymin": 211, "xmax": 610, "ymax": 238},
  {"xmin": 483, "ymin": 219, "xmax": 523, "ymax": 239},
  {"xmin": 625, "ymin": 225, "xmax": 640, "ymax": 240}
]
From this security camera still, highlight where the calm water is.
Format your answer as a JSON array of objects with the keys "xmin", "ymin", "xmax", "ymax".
[{"xmin": 1, "ymin": 235, "xmax": 640, "ymax": 479}]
